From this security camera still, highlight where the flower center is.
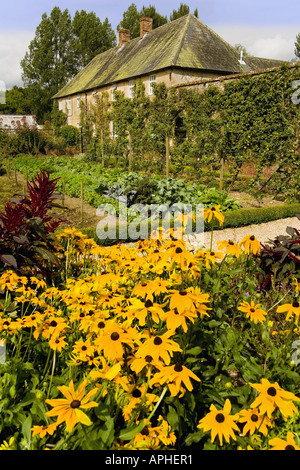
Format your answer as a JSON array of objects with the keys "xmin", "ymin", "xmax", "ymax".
[
  {"xmin": 211, "ymin": 207, "xmax": 216, "ymax": 211},
  {"xmin": 210, "ymin": 252, "xmax": 215, "ymax": 256},
  {"xmin": 110, "ymin": 332, "xmax": 120, "ymax": 341},
  {"xmin": 81, "ymin": 345, "xmax": 87, "ymax": 351},
  {"xmin": 141, "ymin": 427, "xmax": 150, "ymax": 436},
  {"xmin": 132, "ymin": 389, "xmax": 142, "ymax": 398},
  {"xmin": 50, "ymin": 320, "xmax": 57, "ymax": 327},
  {"xmin": 98, "ymin": 321, "xmax": 105, "ymax": 329},
  {"xmin": 250, "ymin": 235, "xmax": 255, "ymax": 241},
  {"xmin": 228, "ymin": 240, "xmax": 234, "ymax": 245},
  {"xmin": 251, "ymin": 414, "xmax": 259, "ymax": 422},
  {"xmin": 179, "ymin": 290, "xmax": 187, "ymax": 296},
  {"xmin": 175, "ymin": 247, "xmax": 183, "ymax": 254},
  {"xmin": 154, "ymin": 337, "xmax": 162, "ymax": 345},
  {"xmin": 145, "ymin": 299, "xmax": 153, "ymax": 308},
  {"xmin": 250, "ymin": 308, "xmax": 256, "ymax": 313},
  {"xmin": 70, "ymin": 400, "xmax": 81, "ymax": 409},
  {"xmin": 145, "ymin": 355, "xmax": 153, "ymax": 363},
  {"xmin": 285, "ymin": 445, "xmax": 295, "ymax": 450},
  {"xmin": 215, "ymin": 413, "xmax": 225, "ymax": 423},
  {"xmin": 267, "ymin": 386, "xmax": 277, "ymax": 397},
  {"xmin": 293, "ymin": 300, "xmax": 300, "ymax": 308},
  {"xmin": 174, "ymin": 364, "xmax": 183, "ymax": 372}
]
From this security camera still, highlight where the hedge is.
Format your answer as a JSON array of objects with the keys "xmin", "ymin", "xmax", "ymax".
[{"xmin": 80, "ymin": 203, "xmax": 300, "ymax": 246}]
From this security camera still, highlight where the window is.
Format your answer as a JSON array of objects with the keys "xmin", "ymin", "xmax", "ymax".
[
  {"xmin": 77, "ymin": 95, "xmax": 81, "ymax": 108},
  {"xmin": 111, "ymin": 121, "xmax": 118, "ymax": 139},
  {"xmin": 67, "ymin": 98, "xmax": 72, "ymax": 115},
  {"xmin": 148, "ymin": 74, "xmax": 156, "ymax": 96},
  {"xmin": 58, "ymin": 100, "xmax": 63, "ymax": 111},
  {"xmin": 92, "ymin": 90, "xmax": 98, "ymax": 104},
  {"xmin": 111, "ymin": 85, "xmax": 117, "ymax": 101},
  {"xmin": 129, "ymin": 80, "xmax": 135, "ymax": 98}
]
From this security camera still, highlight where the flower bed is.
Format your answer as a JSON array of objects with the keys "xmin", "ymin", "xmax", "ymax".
[{"xmin": 0, "ymin": 173, "xmax": 300, "ymax": 450}]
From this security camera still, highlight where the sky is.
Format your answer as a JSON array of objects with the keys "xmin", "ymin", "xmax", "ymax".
[{"xmin": 0, "ymin": 0, "xmax": 299, "ymax": 89}]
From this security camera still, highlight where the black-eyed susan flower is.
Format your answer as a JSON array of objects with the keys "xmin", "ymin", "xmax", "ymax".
[
  {"xmin": 250, "ymin": 378, "xmax": 300, "ymax": 419},
  {"xmin": 49, "ymin": 335, "xmax": 68, "ymax": 352},
  {"xmin": 136, "ymin": 331, "xmax": 182, "ymax": 365},
  {"xmin": 269, "ymin": 432, "xmax": 300, "ymax": 450},
  {"xmin": 240, "ymin": 234, "xmax": 261, "ymax": 255},
  {"xmin": 197, "ymin": 399, "xmax": 239, "ymax": 446},
  {"xmin": 238, "ymin": 300, "xmax": 267, "ymax": 324},
  {"xmin": 149, "ymin": 363, "xmax": 200, "ymax": 397},
  {"xmin": 204, "ymin": 205, "xmax": 225, "ymax": 226},
  {"xmin": 129, "ymin": 354, "xmax": 164, "ymax": 375},
  {"xmin": 217, "ymin": 240, "xmax": 242, "ymax": 258},
  {"xmin": 94, "ymin": 321, "xmax": 135, "ymax": 361},
  {"xmin": 46, "ymin": 379, "xmax": 98, "ymax": 432},
  {"xmin": 163, "ymin": 308, "xmax": 198, "ymax": 333},
  {"xmin": 168, "ymin": 289, "xmax": 196, "ymax": 315},
  {"xmin": 277, "ymin": 299, "xmax": 300, "ymax": 324},
  {"xmin": 238, "ymin": 408, "xmax": 272, "ymax": 436},
  {"xmin": 31, "ymin": 422, "xmax": 57, "ymax": 438},
  {"xmin": 122, "ymin": 384, "xmax": 159, "ymax": 421}
]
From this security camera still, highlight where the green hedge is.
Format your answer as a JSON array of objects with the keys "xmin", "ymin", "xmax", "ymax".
[{"xmin": 80, "ymin": 203, "xmax": 300, "ymax": 246}]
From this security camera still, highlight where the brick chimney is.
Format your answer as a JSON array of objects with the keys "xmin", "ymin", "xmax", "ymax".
[
  {"xmin": 140, "ymin": 17, "xmax": 153, "ymax": 39},
  {"xmin": 118, "ymin": 29, "xmax": 131, "ymax": 47}
]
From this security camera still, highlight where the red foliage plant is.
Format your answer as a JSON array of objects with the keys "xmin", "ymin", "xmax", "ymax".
[{"xmin": 0, "ymin": 170, "xmax": 67, "ymax": 276}]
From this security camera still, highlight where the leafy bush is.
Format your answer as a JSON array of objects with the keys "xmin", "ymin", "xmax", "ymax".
[
  {"xmin": 257, "ymin": 222, "xmax": 300, "ymax": 290},
  {"xmin": 0, "ymin": 170, "xmax": 66, "ymax": 280},
  {"xmin": 56, "ymin": 126, "xmax": 80, "ymax": 148}
]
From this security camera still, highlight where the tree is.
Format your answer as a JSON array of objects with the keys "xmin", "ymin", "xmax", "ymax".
[
  {"xmin": 118, "ymin": 3, "xmax": 167, "ymax": 39},
  {"xmin": 21, "ymin": 7, "xmax": 116, "ymax": 123},
  {"xmin": 295, "ymin": 33, "xmax": 300, "ymax": 59},
  {"xmin": 170, "ymin": 4, "xmax": 199, "ymax": 21},
  {"xmin": 72, "ymin": 10, "xmax": 116, "ymax": 70},
  {"xmin": 0, "ymin": 86, "xmax": 32, "ymax": 115}
]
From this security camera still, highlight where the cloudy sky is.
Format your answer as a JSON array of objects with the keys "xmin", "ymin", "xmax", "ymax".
[{"xmin": 0, "ymin": 0, "xmax": 299, "ymax": 89}]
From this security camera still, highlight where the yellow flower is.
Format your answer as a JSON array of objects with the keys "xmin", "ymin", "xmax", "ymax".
[
  {"xmin": 250, "ymin": 378, "xmax": 300, "ymax": 419},
  {"xmin": 149, "ymin": 363, "xmax": 201, "ymax": 397},
  {"xmin": 217, "ymin": 240, "xmax": 242, "ymax": 258},
  {"xmin": 94, "ymin": 321, "xmax": 136, "ymax": 361},
  {"xmin": 0, "ymin": 436, "xmax": 16, "ymax": 450},
  {"xmin": 277, "ymin": 299, "xmax": 300, "ymax": 324},
  {"xmin": 238, "ymin": 300, "xmax": 267, "ymax": 324},
  {"xmin": 238, "ymin": 408, "xmax": 273, "ymax": 436},
  {"xmin": 136, "ymin": 331, "xmax": 182, "ymax": 365},
  {"xmin": 240, "ymin": 235, "xmax": 261, "ymax": 255},
  {"xmin": 269, "ymin": 431, "xmax": 300, "ymax": 450},
  {"xmin": 46, "ymin": 379, "xmax": 98, "ymax": 432},
  {"xmin": 204, "ymin": 205, "xmax": 225, "ymax": 226},
  {"xmin": 31, "ymin": 423, "xmax": 57, "ymax": 438},
  {"xmin": 197, "ymin": 399, "xmax": 239, "ymax": 446}
]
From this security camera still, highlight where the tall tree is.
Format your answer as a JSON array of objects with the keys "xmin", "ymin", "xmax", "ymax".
[
  {"xmin": 118, "ymin": 4, "xmax": 167, "ymax": 39},
  {"xmin": 72, "ymin": 11, "xmax": 116, "ymax": 69},
  {"xmin": 21, "ymin": 7, "xmax": 116, "ymax": 122}
]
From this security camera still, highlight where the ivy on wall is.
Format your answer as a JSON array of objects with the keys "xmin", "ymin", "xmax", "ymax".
[{"xmin": 80, "ymin": 64, "xmax": 300, "ymax": 199}]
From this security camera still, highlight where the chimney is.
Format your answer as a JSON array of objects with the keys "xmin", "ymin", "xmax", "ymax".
[
  {"xmin": 118, "ymin": 29, "xmax": 131, "ymax": 47},
  {"xmin": 140, "ymin": 17, "xmax": 153, "ymax": 39}
]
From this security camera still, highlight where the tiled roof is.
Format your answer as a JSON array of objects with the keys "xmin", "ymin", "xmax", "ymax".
[{"xmin": 53, "ymin": 14, "xmax": 285, "ymax": 99}]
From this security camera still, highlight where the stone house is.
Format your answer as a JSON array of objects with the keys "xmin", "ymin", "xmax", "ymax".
[{"xmin": 53, "ymin": 14, "xmax": 284, "ymax": 129}]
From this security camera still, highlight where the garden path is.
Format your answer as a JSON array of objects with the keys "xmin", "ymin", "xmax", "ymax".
[{"xmin": 186, "ymin": 217, "xmax": 300, "ymax": 252}]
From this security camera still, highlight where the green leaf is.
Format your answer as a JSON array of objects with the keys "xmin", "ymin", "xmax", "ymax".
[
  {"xmin": 118, "ymin": 420, "xmax": 145, "ymax": 441},
  {"xmin": 22, "ymin": 415, "xmax": 32, "ymax": 445}
]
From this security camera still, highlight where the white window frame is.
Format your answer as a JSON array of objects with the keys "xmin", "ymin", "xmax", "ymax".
[
  {"xmin": 58, "ymin": 99, "xmax": 63, "ymax": 111},
  {"xmin": 111, "ymin": 84, "xmax": 117, "ymax": 101},
  {"xmin": 111, "ymin": 121, "xmax": 118, "ymax": 139},
  {"xmin": 77, "ymin": 95, "xmax": 81, "ymax": 108},
  {"xmin": 148, "ymin": 74, "xmax": 156, "ymax": 96},
  {"xmin": 67, "ymin": 98, "xmax": 72, "ymax": 115},
  {"xmin": 129, "ymin": 80, "xmax": 135, "ymax": 98}
]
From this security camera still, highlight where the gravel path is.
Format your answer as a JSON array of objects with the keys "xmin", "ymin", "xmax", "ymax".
[{"xmin": 186, "ymin": 217, "xmax": 300, "ymax": 251}]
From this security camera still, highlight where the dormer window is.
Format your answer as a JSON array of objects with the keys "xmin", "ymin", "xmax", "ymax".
[{"xmin": 148, "ymin": 74, "xmax": 156, "ymax": 96}]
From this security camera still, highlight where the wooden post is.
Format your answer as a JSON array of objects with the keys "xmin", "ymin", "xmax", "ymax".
[
  {"xmin": 166, "ymin": 134, "xmax": 170, "ymax": 178},
  {"xmin": 80, "ymin": 180, "xmax": 84, "ymax": 223},
  {"xmin": 62, "ymin": 176, "xmax": 66, "ymax": 207},
  {"xmin": 219, "ymin": 125, "xmax": 225, "ymax": 191}
]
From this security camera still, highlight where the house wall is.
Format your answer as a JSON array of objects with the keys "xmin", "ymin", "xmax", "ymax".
[{"xmin": 58, "ymin": 68, "xmax": 222, "ymax": 128}]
